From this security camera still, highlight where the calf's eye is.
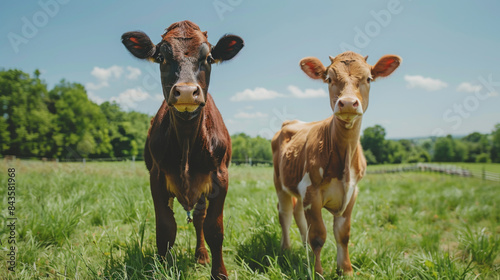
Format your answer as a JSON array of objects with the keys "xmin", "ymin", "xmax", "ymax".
[
  {"xmin": 207, "ymin": 54, "xmax": 215, "ymax": 64},
  {"xmin": 156, "ymin": 54, "xmax": 164, "ymax": 63}
]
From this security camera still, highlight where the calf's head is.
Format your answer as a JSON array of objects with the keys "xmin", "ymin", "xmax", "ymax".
[
  {"xmin": 300, "ymin": 51, "xmax": 401, "ymax": 129},
  {"xmin": 122, "ymin": 20, "xmax": 243, "ymax": 119}
]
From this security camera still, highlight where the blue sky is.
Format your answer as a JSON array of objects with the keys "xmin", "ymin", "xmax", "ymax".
[{"xmin": 1, "ymin": 0, "xmax": 499, "ymax": 139}]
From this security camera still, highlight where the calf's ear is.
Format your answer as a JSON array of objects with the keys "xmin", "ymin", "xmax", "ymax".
[
  {"xmin": 299, "ymin": 57, "xmax": 327, "ymax": 81},
  {"xmin": 211, "ymin": 35, "xmax": 244, "ymax": 63},
  {"xmin": 121, "ymin": 31, "xmax": 158, "ymax": 62},
  {"xmin": 371, "ymin": 55, "xmax": 401, "ymax": 80}
]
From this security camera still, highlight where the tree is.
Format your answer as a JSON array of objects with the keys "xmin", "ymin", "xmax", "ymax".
[
  {"xmin": 0, "ymin": 69, "xmax": 55, "ymax": 157},
  {"xmin": 433, "ymin": 135, "xmax": 468, "ymax": 162},
  {"xmin": 491, "ymin": 124, "xmax": 500, "ymax": 163},
  {"xmin": 361, "ymin": 125, "xmax": 387, "ymax": 164},
  {"xmin": 363, "ymin": 149, "xmax": 377, "ymax": 165},
  {"xmin": 386, "ymin": 140, "xmax": 405, "ymax": 164},
  {"xmin": 100, "ymin": 102, "xmax": 150, "ymax": 158},
  {"xmin": 48, "ymin": 80, "xmax": 112, "ymax": 158},
  {"xmin": 0, "ymin": 69, "xmax": 151, "ymax": 160},
  {"xmin": 463, "ymin": 132, "xmax": 483, "ymax": 143},
  {"xmin": 462, "ymin": 132, "xmax": 491, "ymax": 162},
  {"xmin": 452, "ymin": 140, "xmax": 468, "ymax": 162},
  {"xmin": 476, "ymin": 153, "xmax": 491, "ymax": 163},
  {"xmin": 417, "ymin": 150, "xmax": 431, "ymax": 163},
  {"xmin": 433, "ymin": 135, "xmax": 455, "ymax": 162},
  {"xmin": 230, "ymin": 133, "xmax": 272, "ymax": 164},
  {"xmin": 422, "ymin": 140, "xmax": 433, "ymax": 156},
  {"xmin": 0, "ymin": 116, "xmax": 9, "ymax": 155},
  {"xmin": 250, "ymin": 136, "xmax": 272, "ymax": 162},
  {"xmin": 231, "ymin": 133, "xmax": 250, "ymax": 163}
]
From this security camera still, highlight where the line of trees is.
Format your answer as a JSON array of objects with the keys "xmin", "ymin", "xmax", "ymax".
[
  {"xmin": 361, "ymin": 124, "xmax": 500, "ymax": 164},
  {"xmin": 0, "ymin": 69, "xmax": 150, "ymax": 159},
  {"xmin": 231, "ymin": 133, "xmax": 272, "ymax": 164},
  {"xmin": 230, "ymin": 123, "xmax": 500, "ymax": 166},
  {"xmin": 2, "ymin": 69, "xmax": 499, "ymax": 164}
]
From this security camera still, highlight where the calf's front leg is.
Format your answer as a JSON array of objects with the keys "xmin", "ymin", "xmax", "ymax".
[
  {"xmin": 150, "ymin": 169, "xmax": 177, "ymax": 257},
  {"xmin": 303, "ymin": 190, "xmax": 326, "ymax": 275},
  {"xmin": 333, "ymin": 189, "xmax": 358, "ymax": 276},
  {"xmin": 205, "ymin": 171, "xmax": 228, "ymax": 279},
  {"xmin": 193, "ymin": 195, "xmax": 209, "ymax": 265}
]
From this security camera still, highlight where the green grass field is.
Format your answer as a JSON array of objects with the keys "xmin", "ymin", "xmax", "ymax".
[{"xmin": 0, "ymin": 160, "xmax": 498, "ymax": 279}]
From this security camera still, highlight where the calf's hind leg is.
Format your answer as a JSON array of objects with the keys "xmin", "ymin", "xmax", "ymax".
[
  {"xmin": 276, "ymin": 189, "xmax": 294, "ymax": 250},
  {"xmin": 293, "ymin": 197, "xmax": 308, "ymax": 244}
]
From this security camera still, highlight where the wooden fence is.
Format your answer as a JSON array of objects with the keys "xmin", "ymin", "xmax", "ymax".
[{"xmin": 368, "ymin": 163, "xmax": 500, "ymax": 182}]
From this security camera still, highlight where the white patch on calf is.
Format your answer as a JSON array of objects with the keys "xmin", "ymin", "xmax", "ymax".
[
  {"xmin": 303, "ymin": 203, "xmax": 312, "ymax": 211},
  {"xmin": 297, "ymin": 172, "xmax": 312, "ymax": 199},
  {"xmin": 335, "ymin": 216, "xmax": 346, "ymax": 229},
  {"xmin": 338, "ymin": 169, "xmax": 358, "ymax": 216},
  {"xmin": 337, "ymin": 241, "xmax": 346, "ymax": 267},
  {"xmin": 319, "ymin": 167, "xmax": 324, "ymax": 178}
]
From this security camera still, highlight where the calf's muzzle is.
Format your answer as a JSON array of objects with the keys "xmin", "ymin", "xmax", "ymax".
[
  {"xmin": 334, "ymin": 97, "xmax": 363, "ymax": 124},
  {"xmin": 170, "ymin": 83, "xmax": 205, "ymax": 113}
]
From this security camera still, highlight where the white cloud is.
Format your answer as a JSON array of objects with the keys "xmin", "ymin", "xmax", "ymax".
[
  {"xmin": 87, "ymin": 91, "xmax": 105, "ymax": 105},
  {"xmin": 488, "ymin": 91, "xmax": 498, "ymax": 97},
  {"xmin": 234, "ymin": 111, "xmax": 268, "ymax": 119},
  {"xmin": 456, "ymin": 82, "xmax": 482, "ymax": 93},
  {"xmin": 404, "ymin": 75, "xmax": 448, "ymax": 91},
  {"xmin": 288, "ymin": 85, "xmax": 328, "ymax": 98},
  {"xmin": 110, "ymin": 88, "xmax": 150, "ymax": 109},
  {"xmin": 154, "ymin": 94, "xmax": 164, "ymax": 101},
  {"xmin": 91, "ymin": 65, "xmax": 123, "ymax": 81},
  {"xmin": 86, "ymin": 65, "xmax": 126, "ymax": 91},
  {"xmin": 126, "ymin": 66, "xmax": 142, "ymax": 80},
  {"xmin": 85, "ymin": 81, "xmax": 108, "ymax": 91},
  {"xmin": 230, "ymin": 87, "xmax": 284, "ymax": 101}
]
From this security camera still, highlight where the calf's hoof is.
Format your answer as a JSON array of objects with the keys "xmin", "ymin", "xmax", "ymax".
[
  {"xmin": 336, "ymin": 267, "xmax": 354, "ymax": 277},
  {"xmin": 195, "ymin": 248, "xmax": 210, "ymax": 265},
  {"xmin": 211, "ymin": 272, "xmax": 228, "ymax": 280}
]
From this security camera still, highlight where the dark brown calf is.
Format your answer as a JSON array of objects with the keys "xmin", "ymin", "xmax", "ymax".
[{"xmin": 122, "ymin": 20, "xmax": 243, "ymax": 279}]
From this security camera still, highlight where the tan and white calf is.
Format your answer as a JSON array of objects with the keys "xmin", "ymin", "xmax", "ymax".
[{"xmin": 271, "ymin": 51, "xmax": 401, "ymax": 276}]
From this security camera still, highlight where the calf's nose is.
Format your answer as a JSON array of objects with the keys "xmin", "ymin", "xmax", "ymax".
[
  {"xmin": 172, "ymin": 84, "xmax": 201, "ymax": 103},
  {"xmin": 169, "ymin": 83, "xmax": 205, "ymax": 113},
  {"xmin": 337, "ymin": 98, "xmax": 359, "ymax": 111}
]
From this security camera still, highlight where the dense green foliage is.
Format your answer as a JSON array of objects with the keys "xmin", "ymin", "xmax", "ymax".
[
  {"xmin": 361, "ymin": 124, "xmax": 500, "ymax": 165},
  {"xmin": 0, "ymin": 161, "xmax": 498, "ymax": 279},
  {"xmin": 230, "ymin": 124, "xmax": 500, "ymax": 166},
  {"xmin": 231, "ymin": 133, "xmax": 272, "ymax": 164},
  {"xmin": 2, "ymin": 69, "xmax": 499, "ymax": 166},
  {"xmin": 0, "ymin": 69, "xmax": 150, "ymax": 159}
]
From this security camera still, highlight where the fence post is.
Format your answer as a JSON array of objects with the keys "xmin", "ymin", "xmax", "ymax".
[{"xmin": 482, "ymin": 166, "xmax": 485, "ymax": 180}]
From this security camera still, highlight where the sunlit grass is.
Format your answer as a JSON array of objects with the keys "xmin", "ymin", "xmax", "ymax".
[{"xmin": 0, "ymin": 160, "xmax": 498, "ymax": 279}]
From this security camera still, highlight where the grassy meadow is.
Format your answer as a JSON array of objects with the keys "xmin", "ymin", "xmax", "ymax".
[{"xmin": 0, "ymin": 160, "xmax": 499, "ymax": 279}]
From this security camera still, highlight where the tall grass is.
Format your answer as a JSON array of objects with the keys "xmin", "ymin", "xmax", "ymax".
[{"xmin": 0, "ymin": 161, "xmax": 498, "ymax": 279}]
